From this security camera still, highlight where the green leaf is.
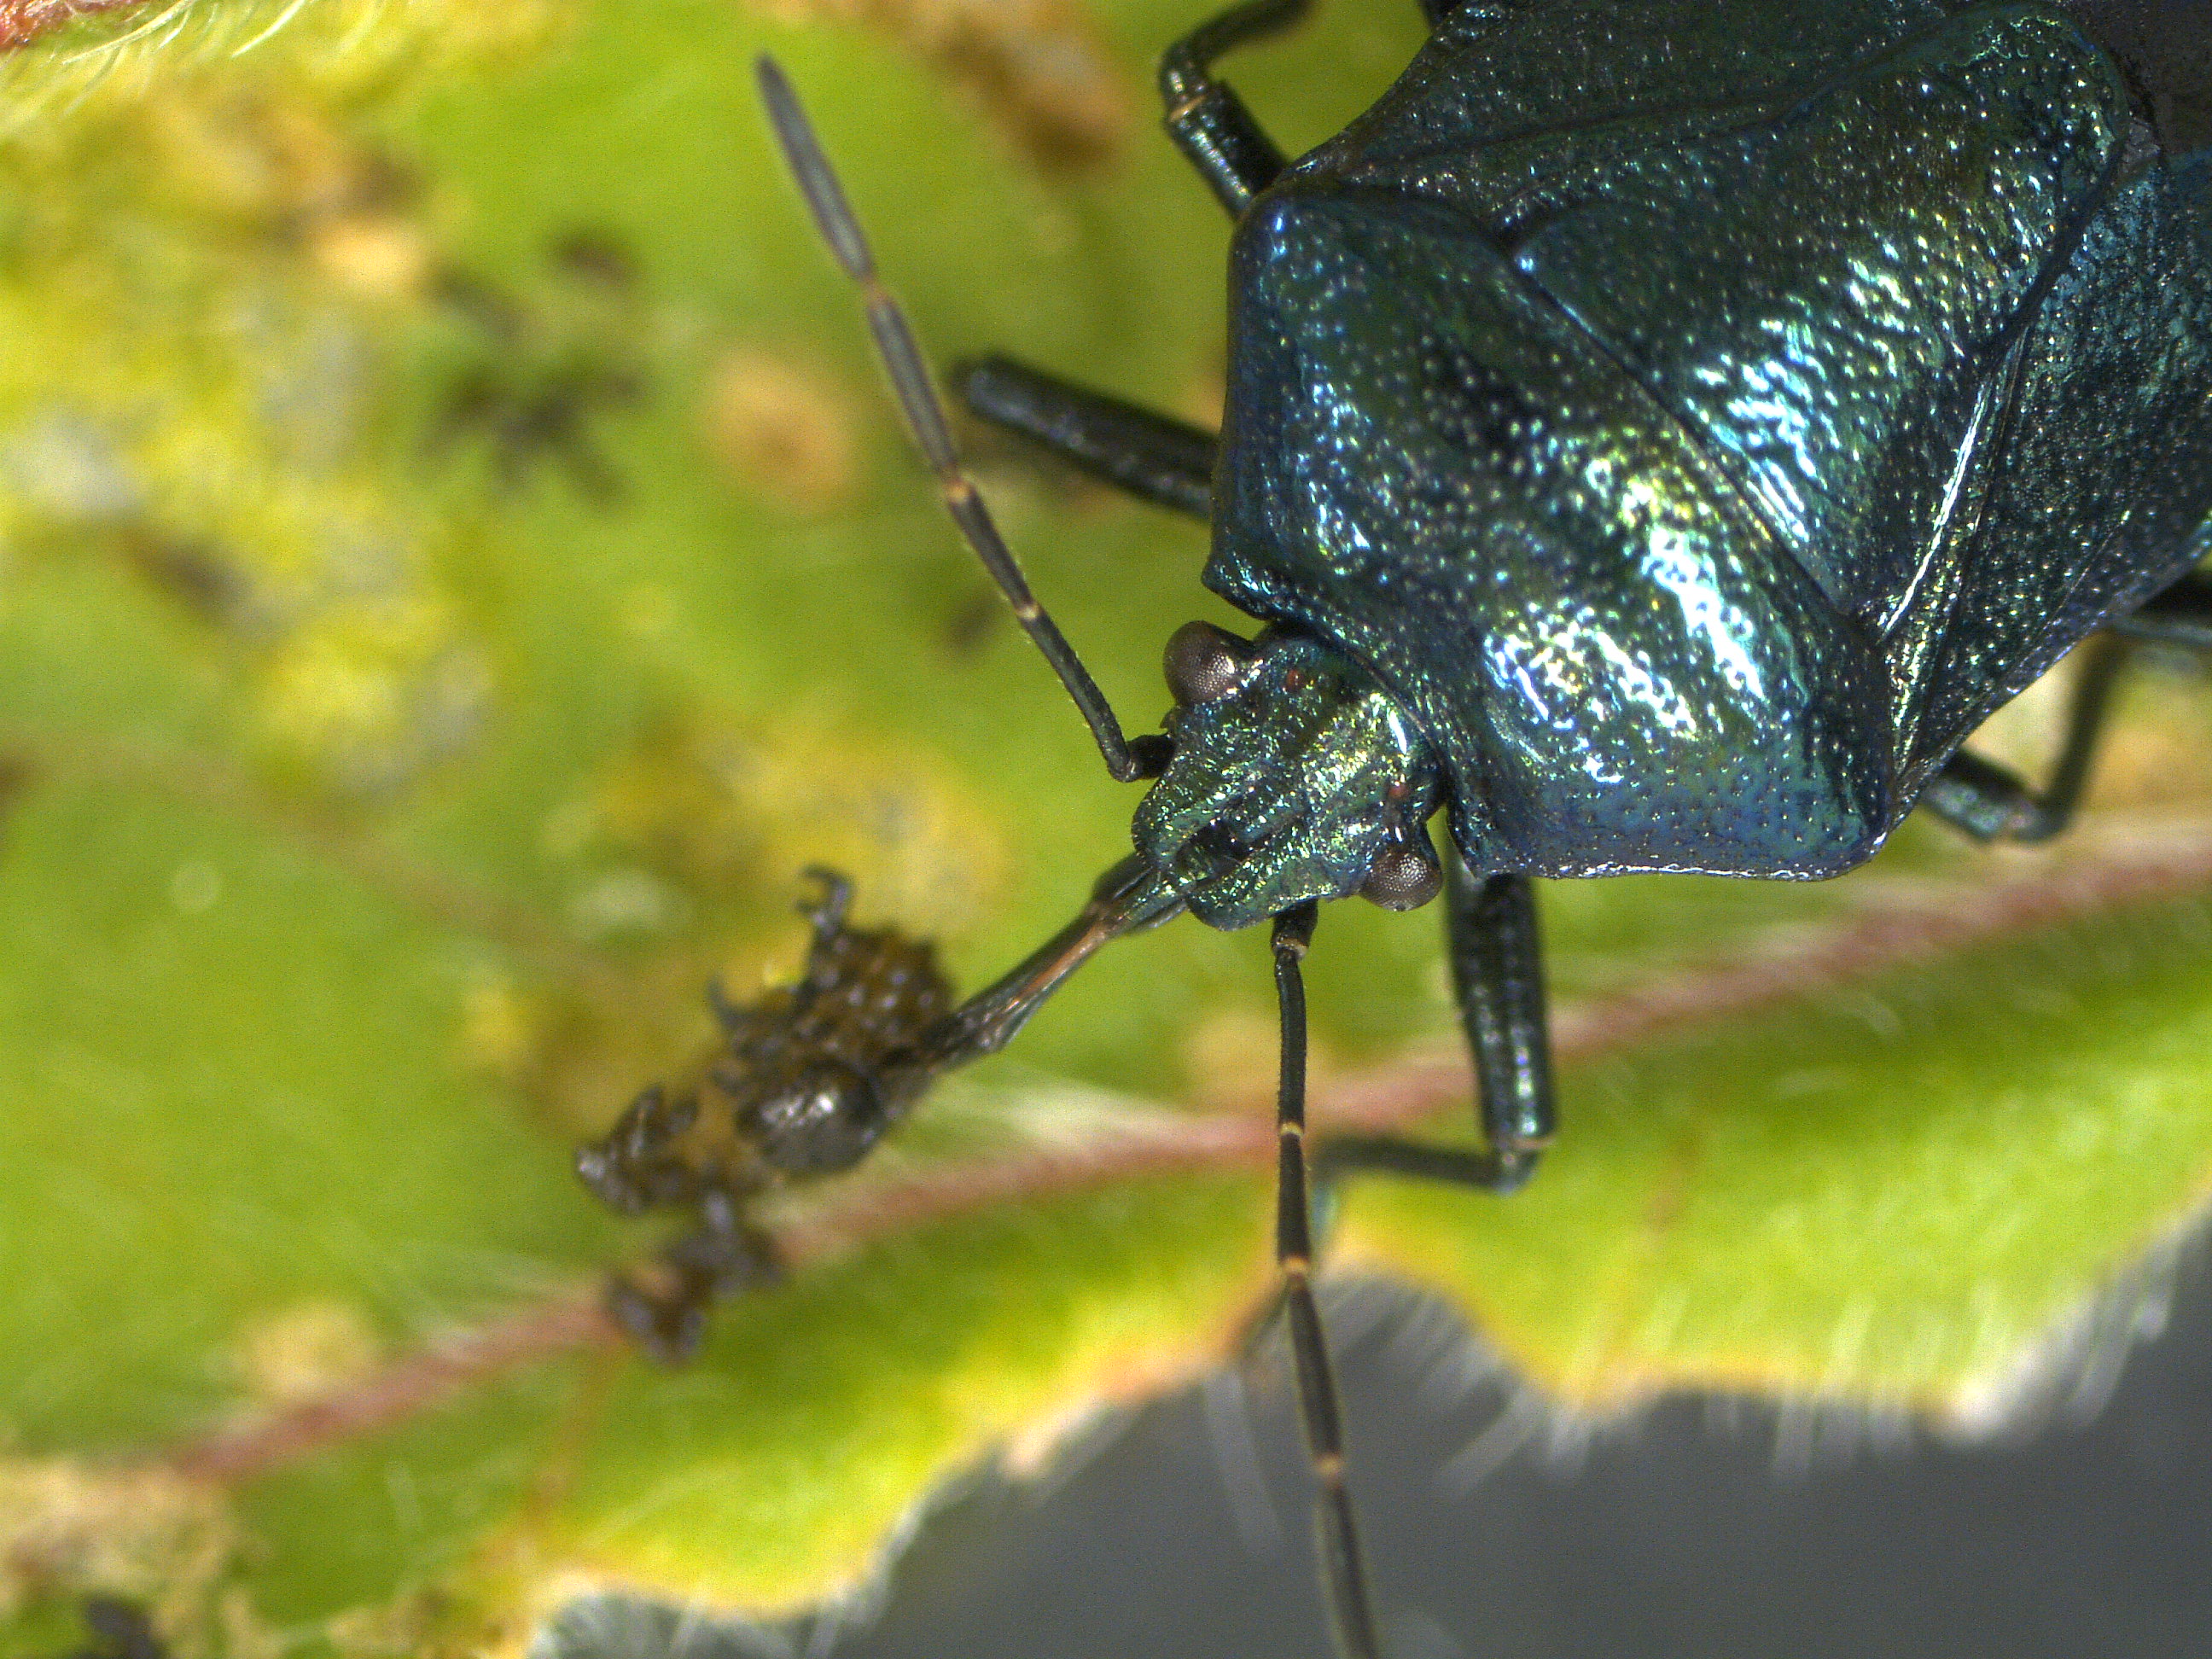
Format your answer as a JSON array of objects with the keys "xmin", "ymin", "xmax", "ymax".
[{"xmin": 2, "ymin": 0, "xmax": 2210, "ymax": 1649}]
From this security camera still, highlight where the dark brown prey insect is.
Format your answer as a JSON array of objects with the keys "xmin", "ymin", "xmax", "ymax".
[
  {"xmin": 577, "ymin": 869, "xmax": 951, "ymax": 1360},
  {"xmin": 578, "ymin": 842, "xmax": 1193, "ymax": 1358}
]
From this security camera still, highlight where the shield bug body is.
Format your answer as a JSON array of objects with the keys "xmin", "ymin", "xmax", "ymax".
[{"xmin": 736, "ymin": 6, "xmax": 2212, "ymax": 1653}]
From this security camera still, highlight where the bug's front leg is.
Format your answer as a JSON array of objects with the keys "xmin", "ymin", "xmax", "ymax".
[
  {"xmin": 1159, "ymin": 0, "xmax": 1311, "ymax": 214},
  {"xmin": 1318, "ymin": 858, "xmax": 1553, "ymax": 1196}
]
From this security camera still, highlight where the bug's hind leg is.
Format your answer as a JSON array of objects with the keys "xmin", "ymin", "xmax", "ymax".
[
  {"xmin": 957, "ymin": 355, "xmax": 1217, "ymax": 520},
  {"xmin": 1928, "ymin": 566, "xmax": 2212, "ymax": 843},
  {"xmin": 2115, "ymin": 568, "xmax": 2212, "ymax": 650},
  {"xmin": 1318, "ymin": 859, "xmax": 1553, "ymax": 1198},
  {"xmin": 1161, "ymin": 0, "xmax": 1311, "ymax": 214},
  {"xmin": 1923, "ymin": 632, "xmax": 2131, "ymax": 845}
]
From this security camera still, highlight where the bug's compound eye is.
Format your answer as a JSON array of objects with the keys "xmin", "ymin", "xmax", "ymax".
[
  {"xmin": 752, "ymin": 1062, "xmax": 888, "ymax": 1176},
  {"xmin": 1359, "ymin": 835, "xmax": 1442, "ymax": 911},
  {"xmin": 1163, "ymin": 620, "xmax": 1257, "ymax": 706}
]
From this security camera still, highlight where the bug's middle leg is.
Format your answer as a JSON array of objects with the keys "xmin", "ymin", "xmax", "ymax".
[
  {"xmin": 957, "ymin": 354, "xmax": 1217, "ymax": 519},
  {"xmin": 1159, "ymin": 0, "xmax": 1311, "ymax": 214},
  {"xmin": 1318, "ymin": 859, "xmax": 1553, "ymax": 1196}
]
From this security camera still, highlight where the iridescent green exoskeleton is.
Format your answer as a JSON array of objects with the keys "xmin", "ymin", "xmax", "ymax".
[{"xmin": 668, "ymin": 9, "xmax": 2212, "ymax": 1653}]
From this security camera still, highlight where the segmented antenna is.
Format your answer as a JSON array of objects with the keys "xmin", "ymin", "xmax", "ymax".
[
  {"xmin": 1272, "ymin": 904, "xmax": 1383, "ymax": 1659},
  {"xmin": 754, "ymin": 57, "xmax": 1169, "ymax": 783}
]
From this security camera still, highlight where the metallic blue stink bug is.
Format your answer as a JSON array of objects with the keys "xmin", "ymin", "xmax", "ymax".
[{"xmin": 593, "ymin": 4, "xmax": 2212, "ymax": 1653}]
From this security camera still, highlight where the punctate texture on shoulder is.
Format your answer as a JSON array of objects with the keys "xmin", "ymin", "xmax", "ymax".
[{"xmin": 1210, "ymin": 0, "xmax": 2212, "ymax": 879}]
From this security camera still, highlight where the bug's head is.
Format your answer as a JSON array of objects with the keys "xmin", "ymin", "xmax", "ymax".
[{"xmin": 1133, "ymin": 622, "xmax": 1445, "ymax": 930}]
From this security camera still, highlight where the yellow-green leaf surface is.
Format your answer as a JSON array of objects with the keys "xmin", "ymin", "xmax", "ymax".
[{"xmin": 3, "ymin": 1, "xmax": 2211, "ymax": 1650}]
